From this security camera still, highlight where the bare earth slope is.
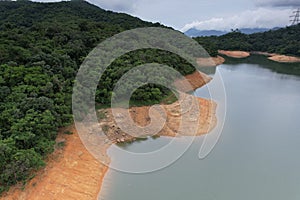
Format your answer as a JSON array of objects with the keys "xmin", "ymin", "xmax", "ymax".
[{"xmin": 2, "ymin": 127, "xmax": 109, "ymax": 200}]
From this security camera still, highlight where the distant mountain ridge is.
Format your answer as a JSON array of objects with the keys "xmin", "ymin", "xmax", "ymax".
[
  {"xmin": 185, "ymin": 27, "xmax": 281, "ymax": 37},
  {"xmin": 194, "ymin": 24, "xmax": 300, "ymax": 57},
  {"xmin": 185, "ymin": 28, "xmax": 227, "ymax": 37}
]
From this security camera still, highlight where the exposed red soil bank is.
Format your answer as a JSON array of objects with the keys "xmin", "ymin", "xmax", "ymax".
[
  {"xmin": 218, "ymin": 50, "xmax": 250, "ymax": 58},
  {"xmin": 1, "ymin": 71, "xmax": 216, "ymax": 200}
]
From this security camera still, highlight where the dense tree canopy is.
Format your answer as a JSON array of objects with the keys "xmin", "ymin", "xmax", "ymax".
[
  {"xmin": 195, "ymin": 25, "xmax": 300, "ymax": 57},
  {"xmin": 1, "ymin": 0, "xmax": 298, "ymax": 194},
  {"xmin": 0, "ymin": 0, "xmax": 195, "ymax": 193}
]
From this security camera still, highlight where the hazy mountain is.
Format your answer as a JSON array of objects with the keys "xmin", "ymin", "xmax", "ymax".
[
  {"xmin": 239, "ymin": 28, "xmax": 270, "ymax": 34},
  {"xmin": 185, "ymin": 27, "xmax": 280, "ymax": 37},
  {"xmin": 194, "ymin": 24, "xmax": 300, "ymax": 57},
  {"xmin": 184, "ymin": 28, "xmax": 227, "ymax": 37}
]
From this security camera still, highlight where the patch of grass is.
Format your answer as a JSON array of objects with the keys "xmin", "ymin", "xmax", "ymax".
[
  {"xmin": 95, "ymin": 90, "xmax": 178, "ymax": 108},
  {"xmin": 151, "ymin": 135, "xmax": 161, "ymax": 140},
  {"xmin": 64, "ymin": 131, "xmax": 73, "ymax": 135},
  {"xmin": 97, "ymin": 110, "xmax": 107, "ymax": 120},
  {"xmin": 95, "ymin": 103, "xmax": 111, "ymax": 110},
  {"xmin": 102, "ymin": 125, "xmax": 109, "ymax": 134},
  {"xmin": 0, "ymin": 186, "xmax": 8, "ymax": 195},
  {"xmin": 28, "ymin": 174, "xmax": 35, "ymax": 180},
  {"xmin": 129, "ymin": 91, "xmax": 178, "ymax": 107},
  {"xmin": 160, "ymin": 91, "xmax": 178, "ymax": 105},
  {"xmin": 57, "ymin": 141, "xmax": 65, "ymax": 148},
  {"xmin": 135, "ymin": 137, "xmax": 148, "ymax": 142}
]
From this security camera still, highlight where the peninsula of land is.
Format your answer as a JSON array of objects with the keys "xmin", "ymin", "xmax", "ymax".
[{"xmin": 2, "ymin": 71, "xmax": 216, "ymax": 200}]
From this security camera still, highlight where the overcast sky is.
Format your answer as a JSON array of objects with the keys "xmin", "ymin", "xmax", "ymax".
[{"xmin": 33, "ymin": 0, "xmax": 300, "ymax": 31}]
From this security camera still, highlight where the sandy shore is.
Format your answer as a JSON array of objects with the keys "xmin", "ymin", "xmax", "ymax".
[
  {"xmin": 1, "ymin": 71, "xmax": 217, "ymax": 200},
  {"xmin": 103, "ymin": 93, "xmax": 217, "ymax": 141},
  {"xmin": 174, "ymin": 70, "xmax": 212, "ymax": 92},
  {"xmin": 218, "ymin": 50, "xmax": 250, "ymax": 58},
  {"xmin": 196, "ymin": 56, "xmax": 225, "ymax": 67},
  {"xmin": 218, "ymin": 50, "xmax": 300, "ymax": 63},
  {"xmin": 268, "ymin": 55, "xmax": 300, "ymax": 63},
  {"xmin": 212, "ymin": 56, "xmax": 226, "ymax": 66},
  {"xmin": 251, "ymin": 52, "xmax": 300, "ymax": 63}
]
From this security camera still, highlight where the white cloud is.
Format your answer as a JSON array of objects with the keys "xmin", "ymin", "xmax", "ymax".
[
  {"xmin": 31, "ymin": 0, "xmax": 139, "ymax": 12},
  {"xmin": 181, "ymin": 8, "xmax": 293, "ymax": 32},
  {"xmin": 86, "ymin": 0, "xmax": 138, "ymax": 12},
  {"xmin": 255, "ymin": 0, "xmax": 300, "ymax": 7}
]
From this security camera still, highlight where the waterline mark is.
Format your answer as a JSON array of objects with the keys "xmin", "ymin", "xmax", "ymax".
[{"xmin": 72, "ymin": 27, "xmax": 226, "ymax": 173}]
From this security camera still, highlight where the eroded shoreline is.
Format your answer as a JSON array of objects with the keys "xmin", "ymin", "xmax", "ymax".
[
  {"xmin": 4, "ymin": 49, "xmax": 297, "ymax": 199},
  {"xmin": 2, "ymin": 127, "xmax": 109, "ymax": 200},
  {"xmin": 1, "ymin": 71, "xmax": 217, "ymax": 200},
  {"xmin": 218, "ymin": 50, "xmax": 300, "ymax": 63},
  {"xmin": 218, "ymin": 50, "xmax": 250, "ymax": 58}
]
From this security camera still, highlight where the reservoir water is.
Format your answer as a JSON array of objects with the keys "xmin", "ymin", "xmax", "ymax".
[{"xmin": 100, "ymin": 55, "xmax": 300, "ymax": 200}]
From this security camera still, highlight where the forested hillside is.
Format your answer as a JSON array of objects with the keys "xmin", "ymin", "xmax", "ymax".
[
  {"xmin": 195, "ymin": 24, "xmax": 300, "ymax": 57},
  {"xmin": 0, "ymin": 0, "xmax": 196, "ymax": 193}
]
